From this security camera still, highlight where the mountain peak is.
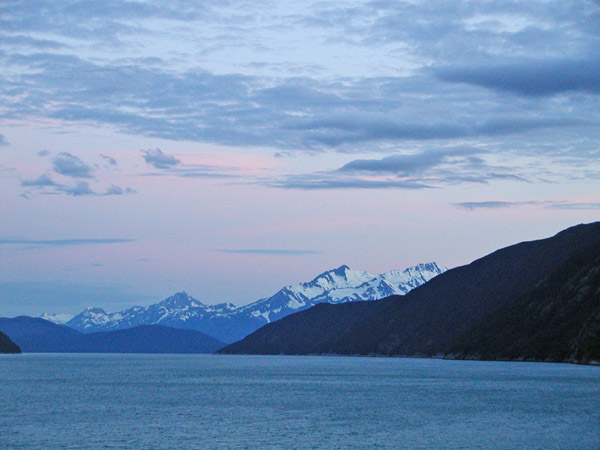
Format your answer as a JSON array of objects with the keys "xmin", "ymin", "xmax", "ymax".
[
  {"xmin": 159, "ymin": 291, "xmax": 202, "ymax": 308},
  {"xmin": 84, "ymin": 307, "xmax": 107, "ymax": 314},
  {"xmin": 39, "ymin": 313, "xmax": 74, "ymax": 324},
  {"xmin": 310, "ymin": 265, "xmax": 351, "ymax": 282}
]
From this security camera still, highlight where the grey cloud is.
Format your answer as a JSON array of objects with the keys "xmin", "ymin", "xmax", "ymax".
[
  {"xmin": 0, "ymin": 1, "xmax": 206, "ymax": 45},
  {"xmin": 454, "ymin": 201, "xmax": 541, "ymax": 210},
  {"xmin": 2, "ymin": 0, "xmax": 599, "ymax": 167},
  {"xmin": 104, "ymin": 185, "xmax": 123, "ymax": 195},
  {"xmin": 21, "ymin": 174, "xmax": 57, "ymax": 187},
  {"xmin": 55, "ymin": 182, "xmax": 134, "ymax": 197},
  {"xmin": 436, "ymin": 57, "xmax": 600, "ymax": 96},
  {"xmin": 216, "ymin": 248, "xmax": 322, "ymax": 255},
  {"xmin": 142, "ymin": 148, "xmax": 180, "ymax": 169},
  {"xmin": 286, "ymin": 114, "xmax": 593, "ymax": 148},
  {"xmin": 339, "ymin": 147, "xmax": 480, "ymax": 175},
  {"xmin": 21, "ymin": 151, "xmax": 135, "ymax": 197},
  {"xmin": 0, "ymin": 33, "xmax": 68, "ymax": 49},
  {"xmin": 2, "ymin": 52, "xmax": 597, "ymax": 158},
  {"xmin": 57, "ymin": 181, "xmax": 94, "ymax": 196},
  {"xmin": 102, "ymin": 185, "xmax": 136, "ymax": 195},
  {"xmin": 177, "ymin": 172, "xmax": 236, "ymax": 179},
  {"xmin": 100, "ymin": 154, "xmax": 117, "ymax": 165},
  {"xmin": 269, "ymin": 147, "xmax": 528, "ymax": 190},
  {"xmin": 547, "ymin": 202, "xmax": 600, "ymax": 210},
  {"xmin": 299, "ymin": 0, "xmax": 600, "ymax": 66},
  {"xmin": 52, "ymin": 152, "xmax": 94, "ymax": 178},
  {"xmin": 37, "ymin": 150, "xmax": 50, "ymax": 157},
  {"xmin": 0, "ymin": 134, "xmax": 8, "ymax": 146},
  {"xmin": 270, "ymin": 176, "xmax": 432, "ymax": 190},
  {"xmin": 22, "ymin": 176, "xmax": 134, "ymax": 197},
  {"xmin": 455, "ymin": 200, "xmax": 600, "ymax": 210},
  {"xmin": 0, "ymin": 238, "xmax": 135, "ymax": 246}
]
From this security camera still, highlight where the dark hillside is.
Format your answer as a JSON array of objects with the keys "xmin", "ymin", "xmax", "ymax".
[
  {"xmin": 218, "ymin": 301, "xmax": 386, "ymax": 354},
  {"xmin": 0, "ymin": 330, "xmax": 21, "ymax": 354},
  {"xmin": 0, "ymin": 317, "xmax": 225, "ymax": 354},
  {"xmin": 448, "ymin": 240, "xmax": 600, "ymax": 364}
]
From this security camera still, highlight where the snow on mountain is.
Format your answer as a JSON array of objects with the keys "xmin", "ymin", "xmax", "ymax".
[
  {"xmin": 39, "ymin": 313, "xmax": 74, "ymax": 324},
  {"xmin": 64, "ymin": 262, "xmax": 446, "ymax": 343}
]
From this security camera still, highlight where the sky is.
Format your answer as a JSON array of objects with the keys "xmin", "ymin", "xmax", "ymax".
[{"xmin": 1, "ymin": 0, "xmax": 599, "ymax": 316}]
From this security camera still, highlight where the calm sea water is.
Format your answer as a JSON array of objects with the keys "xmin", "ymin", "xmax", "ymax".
[{"xmin": 1, "ymin": 354, "xmax": 598, "ymax": 450}]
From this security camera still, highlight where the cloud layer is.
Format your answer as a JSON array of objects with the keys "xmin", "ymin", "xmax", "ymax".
[
  {"xmin": 0, "ymin": 0, "xmax": 598, "ymax": 167},
  {"xmin": 269, "ymin": 147, "xmax": 528, "ymax": 190},
  {"xmin": 215, "ymin": 248, "xmax": 321, "ymax": 255},
  {"xmin": 0, "ymin": 238, "xmax": 136, "ymax": 246}
]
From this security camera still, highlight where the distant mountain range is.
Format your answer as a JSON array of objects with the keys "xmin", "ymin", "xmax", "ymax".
[
  {"xmin": 0, "ymin": 330, "xmax": 21, "ymax": 354},
  {"xmin": 61, "ymin": 262, "xmax": 445, "ymax": 343},
  {"xmin": 0, "ymin": 317, "xmax": 224, "ymax": 354},
  {"xmin": 219, "ymin": 222, "xmax": 600, "ymax": 365}
]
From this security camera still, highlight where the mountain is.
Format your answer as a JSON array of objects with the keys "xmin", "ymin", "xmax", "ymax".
[
  {"xmin": 39, "ymin": 313, "xmax": 74, "ymax": 324},
  {"xmin": 219, "ymin": 222, "xmax": 600, "ymax": 363},
  {"xmin": 0, "ymin": 316, "xmax": 81, "ymax": 352},
  {"xmin": 64, "ymin": 262, "xmax": 445, "ymax": 343},
  {"xmin": 447, "ymin": 239, "xmax": 600, "ymax": 364},
  {"xmin": 0, "ymin": 330, "xmax": 21, "ymax": 354},
  {"xmin": 0, "ymin": 317, "xmax": 225, "ymax": 353}
]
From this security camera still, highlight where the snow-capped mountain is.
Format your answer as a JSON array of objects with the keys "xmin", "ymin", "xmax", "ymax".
[
  {"xmin": 39, "ymin": 313, "xmax": 74, "ymax": 324},
  {"xmin": 64, "ymin": 262, "xmax": 445, "ymax": 343}
]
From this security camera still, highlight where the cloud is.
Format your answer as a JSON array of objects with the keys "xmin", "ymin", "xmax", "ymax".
[
  {"xmin": 0, "ymin": 134, "xmax": 8, "ymax": 146},
  {"xmin": 52, "ymin": 152, "xmax": 94, "ymax": 178},
  {"xmin": 0, "ymin": 33, "xmax": 68, "ymax": 49},
  {"xmin": 37, "ymin": 150, "xmax": 50, "ymax": 157},
  {"xmin": 100, "ymin": 154, "xmax": 117, "ymax": 165},
  {"xmin": 21, "ymin": 152, "xmax": 134, "ymax": 197},
  {"xmin": 435, "ymin": 57, "xmax": 600, "ymax": 97},
  {"xmin": 110, "ymin": 185, "xmax": 136, "ymax": 195},
  {"xmin": 54, "ymin": 182, "xmax": 134, "ymax": 197},
  {"xmin": 2, "ymin": 51, "xmax": 597, "ymax": 160},
  {"xmin": 142, "ymin": 148, "xmax": 180, "ymax": 169},
  {"xmin": 21, "ymin": 174, "xmax": 57, "ymax": 187},
  {"xmin": 269, "ymin": 147, "xmax": 528, "ymax": 190},
  {"xmin": 56, "ymin": 181, "xmax": 94, "ymax": 196},
  {"xmin": 338, "ymin": 147, "xmax": 480, "ymax": 175},
  {"xmin": 546, "ymin": 202, "xmax": 600, "ymax": 210},
  {"xmin": 454, "ymin": 200, "xmax": 600, "ymax": 210},
  {"xmin": 454, "ymin": 201, "xmax": 541, "ymax": 210},
  {"xmin": 215, "ymin": 248, "xmax": 321, "ymax": 255},
  {"xmin": 0, "ymin": 238, "xmax": 136, "ymax": 246},
  {"xmin": 1, "ymin": 0, "xmax": 599, "ymax": 174},
  {"xmin": 141, "ymin": 166, "xmax": 239, "ymax": 179},
  {"xmin": 269, "ymin": 174, "xmax": 432, "ymax": 190},
  {"xmin": 21, "ymin": 176, "xmax": 134, "ymax": 197}
]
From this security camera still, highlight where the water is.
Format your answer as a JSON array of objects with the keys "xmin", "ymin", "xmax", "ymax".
[{"xmin": 1, "ymin": 354, "xmax": 599, "ymax": 450}]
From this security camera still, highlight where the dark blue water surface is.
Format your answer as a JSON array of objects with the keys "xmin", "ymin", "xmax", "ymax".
[{"xmin": 1, "ymin": 354, "xmax": 598, "ymax": 449}]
